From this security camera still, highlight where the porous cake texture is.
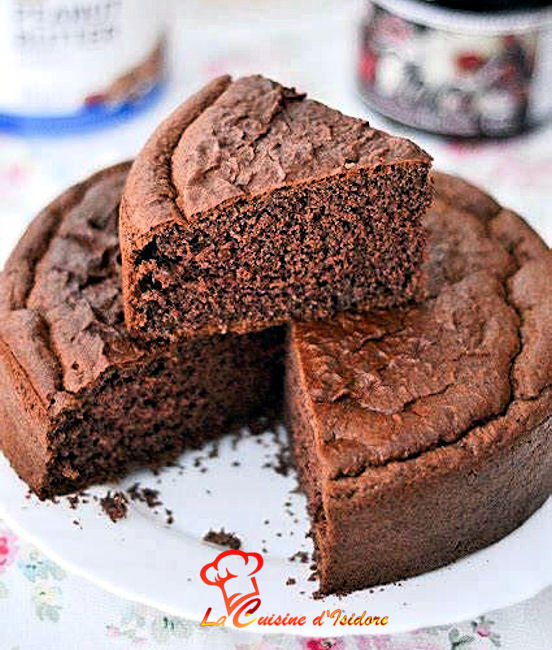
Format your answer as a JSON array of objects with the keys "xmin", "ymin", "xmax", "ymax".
[
  {"xmin": 0, "ymin": 164, "xmax": 283, "ymax": 498},
  {"xmin": 120, "ymin": 74, "xmax": 432, "ymax": 342}
]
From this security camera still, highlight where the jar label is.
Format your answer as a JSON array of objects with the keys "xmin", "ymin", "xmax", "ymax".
[
  {"xmin": 359, "ymin": 2, "xmax": 552, "ymax": 137},
  {"xmin": 0, "ymin": 0, "xmax": 166, "ymax": 119}
]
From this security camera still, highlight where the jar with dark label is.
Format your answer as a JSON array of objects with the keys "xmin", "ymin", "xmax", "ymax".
[
  {"xmin": 0, "ymin": 0, "xmax": 168, "ymax": 134},
  {"xmin": 358, "ymin": 0, "xmax": 552, "ymax": 137}
]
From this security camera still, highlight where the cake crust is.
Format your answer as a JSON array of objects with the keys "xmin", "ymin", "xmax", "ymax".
[
  {"xmin": 0, "ymin": 163, "xmax": 283, "ymax": 498},
  {"xmin": 120, "ymin": 75, "xmax": 433, "ymax": 341},
  {"xmin": 286, "ymin": 172, "xmax": 552, "ymax": 594}
]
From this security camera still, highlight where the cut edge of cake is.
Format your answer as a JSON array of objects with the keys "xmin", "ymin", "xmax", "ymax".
[{"xmin": 120, "ymin": 74, "xmax": 433, "ymax": 342}]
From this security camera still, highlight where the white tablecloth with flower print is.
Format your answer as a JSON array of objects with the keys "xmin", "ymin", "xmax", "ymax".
[
  {"xmin": 0, "ymin": 1, "xmax": 550, "ymax": 648},
  {"xmin": 0, "ymin": 524, "xmax": 551, "ymax": 648}
]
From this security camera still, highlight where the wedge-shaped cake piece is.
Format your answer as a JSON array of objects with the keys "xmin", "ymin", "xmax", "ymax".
[
  {"xmin": 0, "ymin": 164, "xmax": 283, "ymax": 498},
  {"xmin": 120, "ymin": 75, "xmax": 432, "ymax": 341},
  {"xmin": 286, "ymin": 172, "xmax": 552, "ymax": 595}
]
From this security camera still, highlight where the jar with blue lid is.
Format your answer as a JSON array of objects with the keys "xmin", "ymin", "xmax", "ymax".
[{"xmin": 0, "ymin": 0, "xmax": 168, "ymax": 135}]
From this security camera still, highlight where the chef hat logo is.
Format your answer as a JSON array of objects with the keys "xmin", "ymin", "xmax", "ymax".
[{"xmin": 200, "ymin": 550, "xmax": 263, "ymax": 614}]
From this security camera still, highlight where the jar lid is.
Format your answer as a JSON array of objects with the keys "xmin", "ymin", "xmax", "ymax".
[
  {"xmin": 421, "ymin": 0, "xmax": 551, "ymax": 11},
  {"xmin": 373, "ymin": 0, "xmax": 552, "ymax": 33}
]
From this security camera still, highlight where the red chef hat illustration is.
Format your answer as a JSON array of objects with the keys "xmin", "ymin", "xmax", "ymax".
[{"xmin": 200, "ymin": 549, "xmax": 263, "ymax": 614}]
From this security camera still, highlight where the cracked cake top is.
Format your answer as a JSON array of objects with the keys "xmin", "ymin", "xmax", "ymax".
[
  {"xmin": 121, "ymin": 74, "xmax": 431, "ymax": 241},
  {"xmin": 0, "ymin": 163, "xmax": 140, "ymax": 418},
  {"xmin": 290, "ymin": 172, "xmax": 552, "ymax": 481}
]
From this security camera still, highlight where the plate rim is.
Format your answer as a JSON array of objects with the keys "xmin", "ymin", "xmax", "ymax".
[{"xmin": 0, "ymin": 448, "xmax": 550, "ymax": 637}]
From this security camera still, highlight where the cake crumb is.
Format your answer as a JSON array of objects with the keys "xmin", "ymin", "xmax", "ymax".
[
  {"xmin": 66, "ymin": 491, "xmax": 90, "ymax": 510},
  {"xmin": 100, "ymin": 491, "xmax": 128, "ymax": 523},
  {"xmin": 262, "ymin": 429, "xmax": 294, "ymax": 477},
  {"xmin": 274, "ymin": 445, "xmax": 293, "ymax": 477},
  {"xmin": 127, "ymin": 483, "xmax": 161, "ymax": 508},
  {"xmin": 203, "ymin": 528, "xmax": 242, "ymax": 550}
]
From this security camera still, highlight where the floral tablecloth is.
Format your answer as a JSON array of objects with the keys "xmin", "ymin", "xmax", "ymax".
[
  {"xmin": 0, "ymin": 522, "xmax": 551, "ymax": 648},
  {"xmin": 0, "ymin": 1, "xmax": 550, "ymax": 648}
]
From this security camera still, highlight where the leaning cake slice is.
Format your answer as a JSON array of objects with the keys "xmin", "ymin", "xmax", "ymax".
[
  {"xmin": 0, "ymin": 164, "xmax": 283, "ymax": 498},
  {"xmin": 120, "ymin": 75, "xmax": 433, "ymax": 341},
  {"xmin": 286, "ymin": 172, "xmax": 552, "ymax": 594}
]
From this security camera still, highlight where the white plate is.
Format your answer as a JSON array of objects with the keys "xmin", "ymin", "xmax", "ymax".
[{"xmin": 0, "ymin": 424, "xmax": 550, "ymax": 636}]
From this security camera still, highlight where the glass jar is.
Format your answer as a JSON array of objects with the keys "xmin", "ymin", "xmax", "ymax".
[{"xmin": 358, "ymin": 0, "xmax": 552, "ymax": 137}]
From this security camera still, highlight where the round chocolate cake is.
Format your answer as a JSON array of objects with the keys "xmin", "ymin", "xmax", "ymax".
[{"xmin": 0, "ymin": 94, "xmax": 549, "ymax": 599}]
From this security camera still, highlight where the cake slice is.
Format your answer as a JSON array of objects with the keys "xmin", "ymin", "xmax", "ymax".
[
  {"xmin": 0, "ymin": 164, "xmax": 283, "ymax": 498},
  {"xmin": 120, "ymin": 75, "xmax": 433, "ymax": 341},
  {"xmin": 286, "ymin": 172, "xmax": 552, "ymax": 594}
]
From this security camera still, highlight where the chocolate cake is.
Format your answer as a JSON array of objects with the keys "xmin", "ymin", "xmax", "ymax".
[
  {"xmin": 120, "ymin": 74, "xmax": 433, "ymax": 341},
  {"xmin": 286, "ymin": 172, "xmax": 552, "ymax": 595},
  {"xmin": 0, "ymin": 164, "xmax": 283, "ymax": 499}
]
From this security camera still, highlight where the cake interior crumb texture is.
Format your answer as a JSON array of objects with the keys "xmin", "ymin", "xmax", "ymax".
[
  {"xmin": 0, "ymin": 164, "xmax": 283, "ymax": 498},
  {"xmin": 121, "ymin": 75, "xmax": 433, "ymax": 341},
  {"xmin": 286, "ymin": 172, "xmax": 552, "ymax": 595}
]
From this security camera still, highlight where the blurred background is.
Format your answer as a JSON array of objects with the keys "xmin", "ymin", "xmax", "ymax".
[{"xmin": 0, "ymin": 0, "xmax": 551, "ymax": 264}]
